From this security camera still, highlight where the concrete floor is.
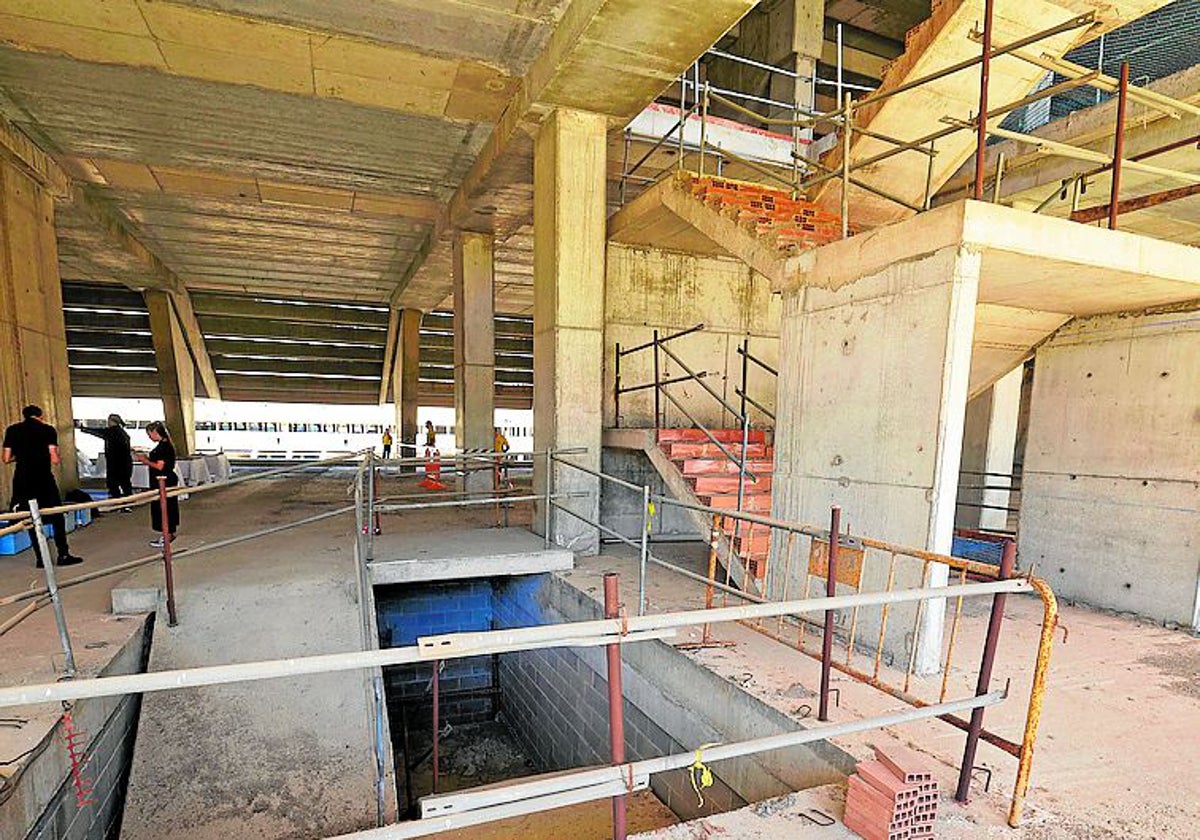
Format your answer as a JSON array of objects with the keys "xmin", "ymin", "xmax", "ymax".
[
  {"xmin": 572, "ymin": 544, "xmax": 1200, "ymax": 840},
  {"xmin": 1, "ymin": 473, "xmax": 1196, "ymax": 840}
]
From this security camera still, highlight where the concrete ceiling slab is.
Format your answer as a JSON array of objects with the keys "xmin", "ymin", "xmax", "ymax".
[{"xmin": 0, "ymin": 0, "xmax": 525, "ymax": 121}]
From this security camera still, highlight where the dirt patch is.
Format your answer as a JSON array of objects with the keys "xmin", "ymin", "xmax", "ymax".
[{"xmin": 1138, "ymin": 641, "xmax": 1200, "ymax": 700}]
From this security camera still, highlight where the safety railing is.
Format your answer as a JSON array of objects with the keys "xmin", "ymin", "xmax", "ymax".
[
  {"xmin": 620, "ymin": 2, "xmax": 1200, "ymax": 232},
  {"xmin": 0, "ymin": 451, "xmax": 368, "ymax": 658},
  {"xmin": 0, "ymin": 565, "xmax": 1025, "ymax": 840},
  {"xmin": 549, "ymin": 453, "xmax": 1059, "ymax": 828}
]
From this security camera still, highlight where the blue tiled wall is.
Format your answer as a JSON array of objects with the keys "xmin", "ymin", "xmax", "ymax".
[{"xmin": 376, "ymin": 580, "xmax": 497, "ymax": 727}]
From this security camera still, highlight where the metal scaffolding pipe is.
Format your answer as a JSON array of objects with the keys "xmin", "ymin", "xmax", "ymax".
[
  {"xmin": 409, "ymin": 689, "xmax": 1007, "ymax": 827},
  {"xmin": 0, "ymin": 581, "xmax": 1027, "ymax": 709}
]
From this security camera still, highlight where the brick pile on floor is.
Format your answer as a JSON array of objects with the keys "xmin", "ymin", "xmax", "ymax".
[{"xmin": 844, "ymin": 745, "xmax": 939, "ymax": 840}]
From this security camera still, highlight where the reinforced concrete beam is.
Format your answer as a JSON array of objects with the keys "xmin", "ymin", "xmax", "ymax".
[
  {"xmin": 394, "ymin": 0, "xmax": 757, "ymax": 309},
  {"xmin": 0, "ymin": 2, "xmax": 519, "ymax": 123},
  {"xmin": 143, "ymin": 288, "xmax": 196, "ymax": 455}
]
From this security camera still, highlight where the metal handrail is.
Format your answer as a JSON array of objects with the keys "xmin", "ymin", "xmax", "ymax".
[{"xmin": 656, "ymin": 341, "xmax": 744, "ymax": 426}]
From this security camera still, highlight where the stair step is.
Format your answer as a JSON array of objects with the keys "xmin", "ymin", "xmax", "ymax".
[
  {"xmin": 666, "ymin": 442, "xmax": 770, "ymax": 460},
  {"xmin": 682, "ymin": 458, "xmax": 773, "ymax": 476},
  {"xmin": 692, "ymin": 474, "xmax": 772, "ymax": 494},
  {"xmin": 657, "ymin": 428, "xmax": 767, "ymax": 444},
  {"xmin": 700, "ymin": 493, "xmax": 773, "ymax": 512}
]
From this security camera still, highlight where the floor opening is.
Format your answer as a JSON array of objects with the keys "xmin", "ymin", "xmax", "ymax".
[{"xmin": 375, "ymin": 572, "xmax": 850, "ymax": 837}]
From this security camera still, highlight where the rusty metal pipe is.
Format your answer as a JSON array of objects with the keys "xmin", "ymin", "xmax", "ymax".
[
  {"xmin": 744, "ymin": 619, "xmax": 1022, "ymax": 756},
  {"xmin": 1008, "ymin": 576, "xmax": 1059, "ymax": 826},
  {"xmin": 819, "ymin": 506, "xmax": 841, "ymax": 720},
  {"xmin": 956, "ymin": 538, "xmax": 1016, "ymax": 801},
  {"xmin": 1109, "ymin": 61, "xmax": 1129, "ymax": 229},
  {"xmin": 604, "ymin": 573, "xmax": 628, "ymax": 840},
  {"xmin": 157, "ymin": 477, "xmax": 178, "ymax": 627},
  {"xmin": 974, "ymin": 0, "xmax": 995, "ymax": 199},
  {"xmin": 432, "ymin": 661, "xmax": 440, "ymax": 794},
  {"xmin": 702, "ymin": 515, "xmax": 721, "ymax": 644}
]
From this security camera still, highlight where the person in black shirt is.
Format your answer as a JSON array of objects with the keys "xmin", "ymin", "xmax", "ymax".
[
  {"xmin": 2, "ymin": 405, "xmax": 83, "ymax": 567},
  {"xmin": 136, "ymin": 421, "xmax": 179, "ymax": 547},
  {"xmin": 80, "ymin": 414, "xmax": 134, "ymax": 504}
]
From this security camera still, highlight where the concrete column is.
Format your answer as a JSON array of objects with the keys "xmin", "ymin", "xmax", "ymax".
[
  {"xmin": 533, "ymin": 108, "xmax": 606, "ymax": 554},
  {"xmin": 1018, "ymin": 309, "xmax": 1200, "ymax": 630},
  {"xmin": 791, "ymin": 0, "xmax": 823, "ymax": 141},
  {"xmin": 771, "ymin": 244, "xmax": 980, "ymax": 673},
  {"xmin": 0, "ymin": 157, "xmax": 77, "ymax": 502},
  {"xmin": 144, "ymin": 289, "xmax": 196, "ymax": 456},
  {"xmin": 956, "ymin": 365, "xmax": 1022, "ymax": 531},
  {"xmin": 453, "ymin": 232, "xmax": 495, "ymax": 492},
  {"xmin": 392, "ymin": 307, "xmax": 422, "ymax": 457}
]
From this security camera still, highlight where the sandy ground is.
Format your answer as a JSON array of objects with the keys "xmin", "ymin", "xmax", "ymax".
[{"xmin": 2, "ymin": 473, "xmax": 1196, "ymax": 840}]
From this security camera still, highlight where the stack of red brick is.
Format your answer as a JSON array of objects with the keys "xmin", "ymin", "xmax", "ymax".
[
  {"xmin": 686, "ymin": 175, "xmax": 845, "ymax": 251},
  {"xmin": 844, "ymin": 745, "xmax": 939, "ymax": 840}
]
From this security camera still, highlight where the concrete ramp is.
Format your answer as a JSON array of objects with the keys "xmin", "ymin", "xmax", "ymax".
[{"xmin": 119, "ymin": 520, "xmax": 393, "ymax": 840}]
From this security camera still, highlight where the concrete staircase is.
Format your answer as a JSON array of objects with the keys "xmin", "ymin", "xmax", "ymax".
[
  {"xmin": 608, "ymin": 172, "xmax": 845, "ymax": 289},
  {"xmin": 657, "ymin": 428, "xmax": 775, "ymax": 582}
]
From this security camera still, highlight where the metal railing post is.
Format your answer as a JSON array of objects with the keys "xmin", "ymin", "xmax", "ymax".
[
  {"xmin": 739, "ymin": 338, "xmax": 749, "ymax": 422},
  {"xmin": 699, "ymin": 82, "xmax": 709, "ymax": 177},
  {"xmin": 956, "ymin": 537, "xmax": 1017, "ymax": 801},
  {"xmin": 819, "ymin": 505, "xmax": 841, "ymax": 721},
  {"xmin": 973, "ymin": 0, "xmax": 995, "ymax": 200},
  {"xmin": 432, "ymin": 660, "xmax": 441, "ymax": 794},
  {"xmin": 638, "ymin": 484, "xmax": 650, "ymax": 616},
  {"xmin": 544, "ymin": 449, "xmax": 553, "ymax": 547},
  {"xmin": 841, "ymin": 92, "xmax": 852, "ymax": 239},
  {"xmin": 1109, "ymin": 61, "xmax": 1129, "ymax": 230},
  {"xmin": 603, "ymin": 573, "xmax": 627, "ymax": 840},
  {"xmin": 28, "ymin": 500, "xmax": 76, "ymax": 677},
  {"xmin": 614, "ymin": 342, "xmax": 622, "ymax": 428},
  {"xmin": 157, "ymin": 477, "xmax": 179, "ymax": 627},
  {"xmin": 366, "ymin": 451, "xmax": 377, "ymax": 561},
  {"xmin": 620, "ymin": 128, "xmax": 631, "ymax": 206},
  {"xmin": 652, "ymin": 330, "xmax": 661, "ymax": 429}
]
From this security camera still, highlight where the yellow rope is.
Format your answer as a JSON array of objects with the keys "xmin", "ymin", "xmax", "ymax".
[{"xmin": 689, "ymin": 744, "xmax": 718, "ymax": 807}]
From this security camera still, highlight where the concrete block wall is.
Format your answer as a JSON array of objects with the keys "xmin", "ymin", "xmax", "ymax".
[
  {"xmin": 493, "ymin": 576, "xmax": 744, "ymax": 820},
  {"xmin": 1018, "ymin": 309, "xmax": 1200, "ymax": 628},
  {"xmin": 10, "ymin": 618, "xmax": 152, "ymax": 840},
  {"xmin": 599, "ymin": 448, "xmax": 700, "ymax": 539},
  {"xmin": 495, "ymin": 574, "xmax": 853, "ymax": 820},
  {"xmin": 604, "ymin": 243, "xmax": 781, "ymax": 430},
  {"xmin": 376, "ymin": 581, "xmax": 495, "ymax": 725}
]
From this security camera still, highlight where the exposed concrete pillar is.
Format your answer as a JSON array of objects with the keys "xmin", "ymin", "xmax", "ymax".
[
  {"xmin": 771, "ymin": 245, "xmax": 980, "ymax": 673},
  {"xmin": 144, "ymin": 289, "xmax": 196, "ymax": 456},
  {"xmin": 1019, "ymin": 309, "xmax": 1200, "ymax": 630},
  {"xmin": 0, "ymin": 157, "xmax": 77, "ymax": 502},
  {"xmin": 392, "ymin": 307, "xmax": 422, "ymax": 457},
  {"xmin": 792, "ymin": 0, "xmax": 823, "ymax": 140},
  {"xmin": 453, "ymin": 231, "xmax": 495, "ymax": 492},
  {"xmin": 533, "ymin": 108, "xmax": 606, "ymax": 554},
  {"xmin": 956, "ymin": 365, "xmax": 1022, "ymax": 531}
]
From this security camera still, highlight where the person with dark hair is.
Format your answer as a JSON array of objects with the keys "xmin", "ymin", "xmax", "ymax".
[
  {"xmin": 2, "ymin": 405, "xmax": 83, "ymax": 567},
  {"xmin": 135, "ymin": 421, "xmax": 179, "ymax": 547},
  {"xmin": 80, "ymin": 413, "xmax": 134, "ymax": 506}
]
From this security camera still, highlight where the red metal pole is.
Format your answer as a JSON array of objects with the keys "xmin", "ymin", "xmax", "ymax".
[
  {"xmin": 1109, "ymin": 61, "xmax": 1130, "ymax": 230},
  {"xmin": 431, "ymin": 660, "xmax": 440, "ymax": 794},
  {"xmin": 955, "ymin": 538, "xmax": 1017, "ymax": 801},
  {"xmin": 603, "ymin": 573, "xmax": 627, "ymax": 840},
  {"xmin": 973, "ymin": 0, "xmax": 995, "ymax": 200},
  {"xmin": 818, "ymin": 506, "xmax": 841, "ymax": 721},
  {"xmin": 157, "ymin": 477, "xmax": 178, "ymax": 627}
]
